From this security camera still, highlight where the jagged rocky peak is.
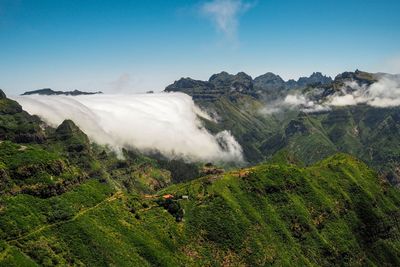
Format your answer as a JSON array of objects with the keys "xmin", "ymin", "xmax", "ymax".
[
  {"xmin": 235, "ymin": 72, "xmax": 253, "ymax": 83},
  {"xmin": 165, "ymin": 77, "xmax": 213, "ymax": 91},
  {"xmin": 254, "ymin": 72, "xmax": 286, "ymax": 90},
  {"xmin": 164, "ymin": 70, "xmax": 342, "ymax": 100},
  {"xmin": 254, "ymin": 71, "xmax": 332, "ymax": 91},
  {"xmin": 285, "ymin": 79, "xmax": 298, "ymax": 89},
  {"xmin": 233, "ymin": 72, "xmax": 253, "ymax": 90},
  {"xmin": 164, "ymin": 71, "xmax": 254, "ymax": 100},
  {"xmin": 297, "ymin": 72, "xmax": 332, "ymax": 87},
  {"xmin": 334, "ymin": 69, "xmax": 377, "ymax": 85},
  {"xmin": 208, "ymin": 71, "xmax": 253, "ymax": 88},
  {"xmin": 207, "ymin": 71, "xmax": 253, "ymax": 93},
  {"xmin": 208, "ymin": 71, "xmax": 234, "ymax": 86}
]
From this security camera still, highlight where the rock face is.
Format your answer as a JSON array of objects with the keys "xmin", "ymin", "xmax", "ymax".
[
  {"xmin": 165, "ymin": 71, "xmax": 333, "ymax": 100},
  {"xmin": 166, "ymin": 78, "xmax": 214, "ymax": 92},
  {"xmin": 254, "ymin": 72, "xmax": 332, "ymax": 91},
  {"xmin": 165, "ymin": 72, "xmax": 255, "ymax": 100},
  {"xmin": 209, "ymin": 71, "xmax": 254, "ymax": 93},
  {"xmin": 22, "ymin": 88, "xmax": 103, "ymax": 96},
  {"xmin": 208, "ymin": 71, "xmax": 234, "ymax": 87},
  {"xmin": 253, "ymin": 72, "xmax": 286, "ymax": 91},
  {"xmin": 334, "ymin": 69, "xmax": 377, "ymax": 86},
  {"xmin": 296, "ymin": 72, "xmax": 332, "ymax": 87},
  {"xmin": 165, "ymin": 78, "xmax": 216, "ymax": 100}
]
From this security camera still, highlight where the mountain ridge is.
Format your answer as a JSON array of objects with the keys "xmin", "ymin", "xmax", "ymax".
[
  {"xmin": 22, "ymin": 88, "xmax": 103, "ymax": 96},
  {"xmin": 166, "ymin": 71, "xmax": 334, "ymax": 99},
  {"xmin": 1, "ymin": 82, "xmax": 400, "ymax": 265},
  {"xmin": 165, "ymin": 70, "xmax": 400, "ymax": 186}
]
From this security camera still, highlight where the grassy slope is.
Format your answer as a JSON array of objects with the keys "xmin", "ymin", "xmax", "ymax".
[
  {"xmin": 251, "ymin": 104, "xmax": 400, "ymax": 183},
  {"xmin": 1, "ymin": 90, "xmax": 400, "ymax": 266},
  {"xmin": 2, "ymin": 154, "xmax": 400, "ymax": 266},
  {"xmin": 195, "ymin": 93, "xmax": 400, "ymax": 186},
  {"xmin": 198, "ymin": 95, "xmax": 283, "ymax": 163}
]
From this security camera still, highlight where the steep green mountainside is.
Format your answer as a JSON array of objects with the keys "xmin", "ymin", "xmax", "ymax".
[
  {"xmin": 198, "ymin": 95, "xmax": 283, "ymax": 163},
  {"xmin": 0, "ymin": 89, "xmax": 198, "ymax": 195},
  {"xmin": 0, "ymin": 91, "xmax": 172, "ymax": 198},
  {"xmin": 1, "ymin": 87, "xmax": 400, "ymax": 266},
  {"xmin": 0, "ymin": 91, "xmax": 45, "ymax": 143},
  {"xmin": 165, "ymin": 70, "xmax": 400, "ymax": 185},
  {"xmin": 259, "ymin": 105, "xmax": 400, "ymax": 183},
  {"xmin": 2, "ymin": 151, "xmax": 400, "ymax": 266}
]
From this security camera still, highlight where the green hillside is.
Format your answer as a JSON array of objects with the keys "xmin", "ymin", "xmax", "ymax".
[
  {"xmin": 1, "ymin": 85, "xmax": 400, "ymax": 266},
  {"xmin": 165, "ymin": 71, "xmax": 400, "ymax": 186},
  {"xmin": 2, "ymin": 152, "xmax": 400, "ymax": 266},
  {"xmin": 268, "ymin": 106, "xmax": 400, "ymax": 184}
]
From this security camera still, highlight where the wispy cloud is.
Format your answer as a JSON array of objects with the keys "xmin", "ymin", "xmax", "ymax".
[
  {"xmin": 108, "ymin": 73, "xmax": 131, "ymax": 93},
  {"xmin": 200, "ymin": 0, "xmax": 253, "ymax": 40}
]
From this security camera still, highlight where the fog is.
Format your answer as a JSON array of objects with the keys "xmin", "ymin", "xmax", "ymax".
[
  {"xmin": 262, "ymin": 75, "xmax": 400, "ymax": 113},
  {"xmin": 15, "ymin": 93, "xmax": 243, "ymax": 163},
  {"xmin": 329, "ymin": 76, "xmax": 400, "ymax": 107},
  {"xmin": 260, "ymin": 93, "xmax": 329, "ymax": 114}
]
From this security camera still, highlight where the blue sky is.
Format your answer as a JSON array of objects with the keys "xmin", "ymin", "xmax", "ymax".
[{"xmin": 1, "ymin": 0, "xmax": 400, "ymax": 94}]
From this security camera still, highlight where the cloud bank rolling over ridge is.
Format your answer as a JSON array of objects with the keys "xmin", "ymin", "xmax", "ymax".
[
  {"xmin": 262, "ymin": 75, "xmax": 400, "ymax": 114},
  {"xmin": 15, "ymin": 93, "xmax": 243, "ymax": 162}
]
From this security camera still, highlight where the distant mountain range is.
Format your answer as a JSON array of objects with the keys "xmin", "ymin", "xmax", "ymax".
[
  {"xmin": 165, "ymin": 69, "xmax": 400, "ymax": 186},
  {"xmin": 22, "ymin": 88, "xmax": 103, "ymax": 96},
  {"xmin": 1, "ymin": 86, "xmax": 400, "ymax": 265},
  {"xmin": 2, "ymin": 69, "xmax": 400, "ymax": 265},
  {"xmin": 165, "ymin": 71, "xmax": 333, "ymax": 100}
]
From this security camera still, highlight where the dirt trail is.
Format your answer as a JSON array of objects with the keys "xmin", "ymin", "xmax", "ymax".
[{"xmin": 6, "ymin": 191, "xmax": 123, "ymax": 244}]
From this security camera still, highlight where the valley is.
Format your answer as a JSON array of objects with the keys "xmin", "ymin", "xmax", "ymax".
[{"xmin": 1, "ymin": 68, "xmax": 400, "ymax": 266}]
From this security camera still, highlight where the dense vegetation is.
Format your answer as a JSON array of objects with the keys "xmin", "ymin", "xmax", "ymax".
[
  {"xmin": 1, "ymin": 79, "xmax": 400, "ymax": 266},
  {"xmin": 2, "ymin": 150, "xmax": 400, "ymax": 266},
  {"xmin": 166, "ymin": 70, "xmax": 400, "ymax": 186}
]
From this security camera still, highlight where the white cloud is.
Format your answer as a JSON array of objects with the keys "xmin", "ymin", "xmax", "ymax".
[
  {"xmin": 328, "ymin": 77, "xmax": 400, "ymax": 108},
  {"xmin": 284, "ymin": 94, "xmax": 308, "ymax": 106},
  {"xmin": 260, "ymin": 94, "xmax": 330, "ymax": 114},
  {"xmin": 200, "ymin": 0, "xmax": 253, "ymax": 39},
  {"xmin": 329, "ymin": 94, "xmax": 357, "ymax": 106},
  {"xmin": 15, "ymin": 93, "xmax": 243, "ymax": 163},
  {"xmin": 261, "ymin": 75, "xmax": 400, "ymax": 114},
  {"xmin": 283, "ymin": 94, "xmax": 329, "ymax": 113}
]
